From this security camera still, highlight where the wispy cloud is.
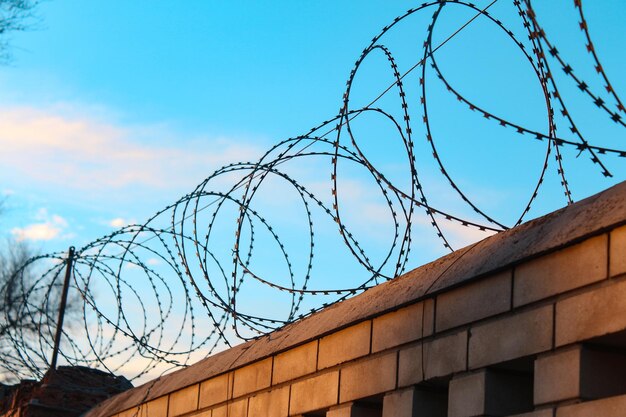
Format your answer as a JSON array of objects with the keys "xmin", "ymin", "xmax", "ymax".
[
  {"xmin": 146, "ymin": 258, "xmax": 161, "ymax": 266},
  {"xmin": 109, "ymin": 217, "xmax": 129, "ymax": 228},
  {"xmin": 0, "ymin": 105, "xmax": 263, "ymax": 192},
  {"xmin": 11, "ymin": 208, "xmax": 70, "ymax": 241},
  {"xmin": 439, "ymin": 219, "xmax": 497, "ymax": 249}
]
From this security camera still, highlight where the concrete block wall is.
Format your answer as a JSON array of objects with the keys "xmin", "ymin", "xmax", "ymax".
[{"xmin": 85, "ymin": 182, "xmax": 626, "ymax": 417}]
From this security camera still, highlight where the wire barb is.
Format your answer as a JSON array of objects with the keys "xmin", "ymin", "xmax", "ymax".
[{"xmin": 0, "ymin": 0, "xmax": 623, "ymax": 386}]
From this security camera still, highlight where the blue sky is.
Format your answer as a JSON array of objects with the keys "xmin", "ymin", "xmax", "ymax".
[
  {"xmin": 1, "ymin": 1, "xmax": 625, "ymax": 380},
  {"xmin": 1, "ymin": 1, "xmax": 623, "ymax": 253},
  {"xmin": 0, "ymin": 2, "xmax": 414, "ymax": 246}
]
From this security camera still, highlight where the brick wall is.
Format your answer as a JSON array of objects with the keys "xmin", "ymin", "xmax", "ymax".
[
  {"xmin": 85, "ymin": 181, "xmax": 626, "ymax": 417},
  {"xmin": 0, "ymin": 367, "xmax": 132, "ymax": 417}
]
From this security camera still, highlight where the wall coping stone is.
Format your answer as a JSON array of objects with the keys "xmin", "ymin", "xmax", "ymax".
[{"xmin": 85, "ymin": 181, "xmax": 626, "ymax": 417}]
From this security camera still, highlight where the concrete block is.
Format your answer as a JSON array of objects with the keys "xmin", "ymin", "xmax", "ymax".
[
  {"xmin": 556, "ymin": 278, "xmax": 626, "ymax": 346},
  {"xmin": 436, "ymin": 270, "xmax": 512, "ymax": 332},
  {"xmin": 327, "ymin": 403, "xmax": 353, "ymax": 417},
  {"xmin": 423, "ymin": 330, "xmax": 467, "ymax": 379},
  {"xmin": 448, "ymin": 372, "xmax": 486, "ymax": 417},
  {"xmin": 509, "ymin": 411, "xmax": 553, "ymax": 417},
  {"xmin": 199, "ymin": 373, "xmax": 231, "ymax": 408},
  {"xmin": 228, "ymin": 398, "xmax": 248, "ymax": 417},
  {"xmin": 398, "ymin": 344, "xmax": 423, "ymax": 388},
  {"xmin": 188, "ymin": 411, "xmax": 212, "ymax": 417},
  {"xmin": 248, "ymin": 386, "xmax": 289, "ymax": 417},
  {"xmin": 168, "ymin": 384, "xmax": 199, "ymax": 417},
  {"xmin": 534, "ymin": 346, "xmax": 582, "ymax": 405},
  {"xmin": 212, "ymin": 404, "xmax": 227, "ymax": 417},
  {"xmin": 424, "ymin": 298, "xmax": 435, "ymax": 336},
  {"xmin": 514, "ymin": 235, "xmax": 608, "ymax": 307},
  {"xmin": 399, "ymin": 331, "xmax": 468, "ymax": 387},
  {"xmin": 556, "ymin": 393, "xmax": 626, "ymax": 417},
  {"xmin": 580, "ymin": 347, "xmax": 626, "ymax": 399},
  {"xmin": 290, "ymin": 371, "xmax": 339, "ymax": 415},
  {"xmin": 448, "ymin": 369, "xmax": 533, "ymax": 417},
  {"xmin": 372, "ymin": 301, "xmax": 433, "ymax": 353},
  {"xmin": 484, "ymin": 370, "xmax": 534, "ymax": 415},
  {"xmin": 141, "ymin": 396, "xmax": 170, "ymax": 417},
  {"xmin": 116, "ymin": 408, "xmax": 138, "ymax": 417},
  {"xmin": 469, "ymin": 305, "xmax": 553, "ymax": 369},
  {"xmin": 115, "ymin": 409, "xmax": 131, "ymax": 417},
  {"xmin": 327, "ymin": 403, "xmax": 381, "ymax": 417},
  {"xmin": 340, "ymin": 351, "xmax": 397, "ymax": 402},
  {"xmin": 610, "ymin": 225, "xmax": 626, "ymax": 277},
  {"xmin": 117, "ymin": 396, "xmax": 168, "ymax": 417},
  {"xmin": 233, "ymin": 357, "xmax": 272, "ymax": 397},
  {"xmin": 273, "ymin": 341, "xmax": 318, "ymax": 384},
  {"xmin": 383, "ymin": 387, "xmax": 446, "ymax": 417},
  {"xmin": 383, "ymin": 389, "xmax": 414, "ymax": 417},
  {"xmin": 535, "ymin": 345, "xmax": 626, "ymax": 405},
  {"xmin": 318, "ymin": 321, "xmax": 371, "ymax": 369}
]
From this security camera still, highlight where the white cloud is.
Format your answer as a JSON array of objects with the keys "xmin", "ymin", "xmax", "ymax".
[
  {"xmin": 109, "ymin": 217, "xmax": 128, "ymax": 228},
  {"xmin": 146, "ymin": 258, "xmax": 161, "ymax": 266},
  {"xmin": 11, "ymin": 209, "xmax": 69, "ymax": 241},
  {"xmin": 439, "ymin": 219, "xmax": 497, "ymax": 249},
  {"xmin": 0, "ymin": 105, "xmax": 263, "ymax": 192}
]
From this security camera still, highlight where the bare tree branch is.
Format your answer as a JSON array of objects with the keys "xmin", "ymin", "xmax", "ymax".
[{"xmin": 0, "ymin": 0, "xmax": 40, "ymax": 62}]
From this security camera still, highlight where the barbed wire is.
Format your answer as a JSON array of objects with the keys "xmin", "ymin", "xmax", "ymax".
[{"xmin": 1, "ymin": 0, "xmax": 624, "ymax": 386}]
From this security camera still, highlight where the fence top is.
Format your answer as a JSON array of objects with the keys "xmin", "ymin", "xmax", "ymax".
[{"xmin": 86, "ymin": 180, "xmax": 626, "ymax": 417}]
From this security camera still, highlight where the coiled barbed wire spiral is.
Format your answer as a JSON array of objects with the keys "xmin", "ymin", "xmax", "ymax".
[{"xmin": 1, "ymin": 0, "xmax": 624, "ymax": 383}]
